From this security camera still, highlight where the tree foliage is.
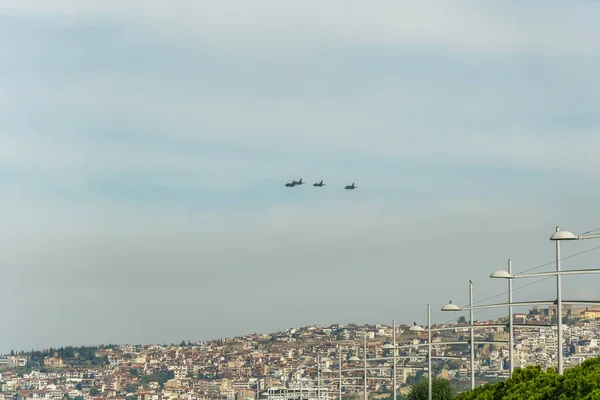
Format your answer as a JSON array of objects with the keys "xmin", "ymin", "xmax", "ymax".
[
  {"xmin": 408, "ymin": 377, "xmax": 456, "ymax": 400},
  {"xmin": 24, "ymin": 346, "xmax": 109, "ymax": 372},
  {"xmin": 139, "ymin": 368, "xmax": 175, "ymax": 388},
  {"xmin": 456, "ymin": 356, "xmax": 600, "ymax": 399}
]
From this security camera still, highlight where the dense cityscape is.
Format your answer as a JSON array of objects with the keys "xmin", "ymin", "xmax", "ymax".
[{"xmin": 2, "ymin": 304, "xmax": 600, "ymax": 400}]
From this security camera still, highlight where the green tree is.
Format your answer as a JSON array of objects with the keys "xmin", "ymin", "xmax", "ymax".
[
  {"xmin": 457, "ymin": 316, "xmax": 467, "ymax": 324},
  {"xmin": 408, "ymin": 377, "xmax": 456, "ymax": 400},
  {"xmin": 89, "ymin": 387, "xmax": 100, "ymax": 396},
  {"xmin": 125, "ymin": 383, "xmax": 138, "ymax": 393},
  {"xmin": 455, "ymin": 357, "xmax": 600, "ymax": 399}
]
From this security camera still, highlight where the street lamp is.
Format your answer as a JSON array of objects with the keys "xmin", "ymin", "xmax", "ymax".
[
  {"xmin": 482, "ymin": 260, "xmax": 516, "ymax": 375},
  {"xmin": 441, "ymin": 277, "xmax": 565, "ymax": 391},
  {"xmin": 382, "ymin": 320, "xmax": 397, "ymax": 400},
  {"xmin": 409, "ymin": 305, "xmax": 432, "ymax": 400},
  {"xmin": 443, "ymin": 296, "xmax": 600, "ymax": 379},
  {"xmin": 440, "ymin": 280, "xmax": 475, "ymax": 390},
  {"xmin": 491, "ymin": 259, "xmax": 600, "ymax": 373},
  {"xmin": 338, "ymin": 346, "xmax": 342, "ymax": 400},
  {"xmin": 385, "ymin": 328, "xmax": 495, "ymax": 400},
  {"xmin": 550, "ymin": 226, "xmax": 600, "ymax": 374},
  {"xmin": 442, "ymin": 279, "xmax": 475, "ymax": 390},
  {"xmin": 363, "ymin": 335, "xmax": 367, "ymax": 400},
  {"xmin": 348, "ymin": 336, "xmax": 368, "ymax": 400}
]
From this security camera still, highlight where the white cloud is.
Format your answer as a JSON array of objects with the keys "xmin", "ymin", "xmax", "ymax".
[
  {"xmin": 1, "ymin": 1, "xmax": 600, "ymax": 55},
  {"xmin": 2, "ymin": 2, "xmax": 600, "ymax": 178}
]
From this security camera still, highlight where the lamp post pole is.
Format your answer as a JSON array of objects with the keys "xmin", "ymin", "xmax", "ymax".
[
  {"xmin": 317, "ymin": 351, "xmax": 321, "ymax": 400},
  {"xmin": 508, "ymin": 259, "xmax": 514, "ymax": 375},
  {"xmin": 555, "ymin": 226, "xmax": 564, "ymax": 375},
  {"xmin": 428, "ymin": 304, "xmax": 432, "ymax": 400},
  {"xmin": 548, "ymin": 226, "xmax": 600, "ymax": 374},
  {"xmin": 364, "ymin": 334, "xmax": 367, "ymax": 400},
  {"xmin": 338, "ymin": 346, "xmax": 342, "ymax": 400},
  {"xmin": 392, "ymin": 319, "xmax": 396, "ymax": 400},
  {"xmin": 469, "ymin": 281, "xmax": 475, "ymax": 390}
]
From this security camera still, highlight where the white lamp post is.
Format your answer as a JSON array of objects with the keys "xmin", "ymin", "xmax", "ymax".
[
  {"xmin": 491, "ymin": 266, "xmax": 600, "ymax": 374},
  {"xmin": 347, "ymin": 338, "xmax": 368, "ymax": 400},
  {"xmin": 363, "ymin": 335, "xmax": 367, "ymax": 400},
  {"xmin": 338, "ymin": 346, "xmax": 342, "ymax": 400},
  {"xmin": 549, "ymin": 226, "xmax": 600, "ymax": 374},
  {"xmin": 409, "ymin": 305, "xmax": 431, "ymax": 400},
  {"xmin": 381, "ymin": 320, "xmax": 397, "ymax": 400},
  {"xmin": 337, "ymin": 341, "xmax": 425, "ymax": 400},
  {"xmin": 441, "ymin": 293, "xmax": 567, "ymax": 390},
  {"xmin": 387, "ymin": 324, "xmax": 502, "ymax": 400},
  {"xmin": 392, "ymin": 320, "xmax": 396, "ymax": 400},
  {"xmin": 440, "ymin": 280, "xmax": 475, "ymax": 390},
  {"xmin": 507, "ymin": 260, "xmax": 514, "ymax": 375},
  {"xmin": 443, "ymin": 296, "xmax": 600, "ymax": 379}
]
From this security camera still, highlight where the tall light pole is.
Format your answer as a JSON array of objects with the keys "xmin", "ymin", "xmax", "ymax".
[
  {"xmin": 549, "ymin": 226, "xmax": 600, "ymax": 374},
  {"xmin": 392, "ymin": 320, "xmax": 396, "ymax": 400},
  {"xmin": 428, "ymin": 304, "xmax": 432, "ymax": 400},
  {"xmin": 442, "ymin": 295, "xmax": 573, "ymax": 389},
  {"xmin": 507, "ymin": 259, "xmax": 514, "ymax": 375},
  {"xmin": 408, "ymin": 308, "xmax": 430, "ymax": 400},
  {"xmin": 317, "ymin": 350, "xmax": 321, "ymax": 400},
  {"xmin": 381, "ymin": 322, "xmax": 399, "ymax": 400},
  {"xmin": 441, "ymin": 281, "xmax": 476, "ymax": 390},
  {"xmin": 491, "ymin": 228, "xmax": 600, "ymax": 377},
  {"xmin": 554, "ymin": 226, "xmax": 564, "ymax": 375},
  {"xmin": 338, "ymin": 346, "xmax": 342, "ymax": 400},
  {"xmin": 363, "ymin": 334, "xmax": 367, "ymax": 400},
  {"xmin": 469, "ymin": 281, "xmax": 474, "ymax": 390}
]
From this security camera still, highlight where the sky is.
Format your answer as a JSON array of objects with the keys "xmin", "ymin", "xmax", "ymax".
[{"xmin": 1, "ymin": 1, "xmax": 600, "ymax": 353}]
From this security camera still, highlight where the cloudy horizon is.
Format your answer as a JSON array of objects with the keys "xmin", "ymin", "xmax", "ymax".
[{"xmin": 1, "ymin": 1, "xmax": 600, "ymax": 353}]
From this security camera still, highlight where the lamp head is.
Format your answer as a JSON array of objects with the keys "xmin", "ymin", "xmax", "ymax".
[
  {"xmin": 441, "ymin": 300, "xmax": 462, "ymax": 312},
  {"xmin": 490, "ymin": 270, "xmax": 513, "ymax": 279},
  {"xmin": 550, "ymin": 230, "xmax": 578, "ymax": 240},
  {"xmin": 408, "ymin": 324, "xmax": 425, "ymax": 332}
]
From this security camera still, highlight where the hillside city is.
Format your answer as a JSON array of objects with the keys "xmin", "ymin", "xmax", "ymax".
[{"xmin": 2, "ymin": 304, "xmax": 600, "ymax": 400}]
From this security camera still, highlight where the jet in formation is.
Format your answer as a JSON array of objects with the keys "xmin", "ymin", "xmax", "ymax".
[
  {"xmin": 284, "ymin": 178, "xmax": 303, "ymax": 187},
  {"xmin": 284, "ymin": 179, "xmax": 356, "ymax": 189}
]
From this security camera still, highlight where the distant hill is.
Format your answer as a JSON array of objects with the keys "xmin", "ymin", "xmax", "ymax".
[{"xmin": 456, "ymin": 356, "xmax": 600, "ymax": 399}]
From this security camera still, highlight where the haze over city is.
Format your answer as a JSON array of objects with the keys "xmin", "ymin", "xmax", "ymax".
[{"xmin": 1, "ymin": 1, "xmax": 600, "ymax": 353}]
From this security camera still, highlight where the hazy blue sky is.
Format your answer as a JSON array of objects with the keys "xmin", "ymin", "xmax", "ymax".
[{"xmin": 2, "ymin": 1, "xmax": 600, "ymax": 353}]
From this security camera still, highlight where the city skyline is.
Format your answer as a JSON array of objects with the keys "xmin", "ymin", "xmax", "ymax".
[{"xmin": 2, "ymin": 1, "xmax": 600, "ymax": 352}]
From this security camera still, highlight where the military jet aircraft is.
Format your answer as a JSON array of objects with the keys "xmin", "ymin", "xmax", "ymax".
[
  {"xmin": 284, "ymin": 178, "xmax": 303, "ymax": 187},
  {"xmin": 344, "ymin": 182, "xmax": 357, "ymax": 190},
  {"xmin": 313, "ymin": 180, "xmax": 325, "ymax": 187}
]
